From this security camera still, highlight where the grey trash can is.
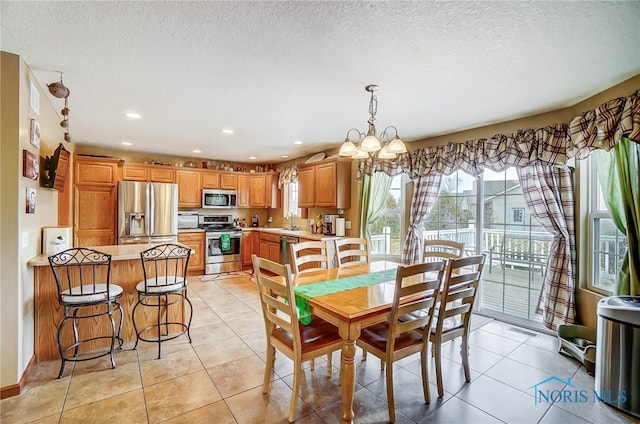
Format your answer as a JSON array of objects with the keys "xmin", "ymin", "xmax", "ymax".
[{"xmin": 595, "ymin": 296, "xmax": 640, "ymax": 419}]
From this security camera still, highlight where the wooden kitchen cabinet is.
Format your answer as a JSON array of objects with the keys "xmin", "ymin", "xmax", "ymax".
[
  {"xmin": 249, "ymin": 174, "xmax": 267, "ymax": 207},
  {"xmin": 242, "ymin": 231, "xmax": 253, "ymax": 269},
  {"xmin": 220, "ymin": 173, "xmax": 237, "ymax": 189},
  {"xmin": 148, "ymin": 166, "xmax": 175, "ymax": 183},
  {"xmin": 297, "ymin": 158, "xmax": 351, "ymax": 208},
  {"xmin": 74, "ymin": 156, "xmax": 119, "ymax": 246},
  {"xmin": 238, "ymin": 173, "xmax": 280, "ymax": 208},
  {"xmin": 297, "ymin": 166, "xmax": 315, "ymax": 208},
  {"xmin": 201, "ymin": 171, "xmax": 220, "ymax": 189},
  {"xmin": 75, "ymin": 156, "xmax": 118, "ymax": 186},
  {"xmin": 122, "ymin": 164, "xmax": 175, "ymax": 183},
  {"xmin": 202, "ymin": 171, "xmax": 236, "ymax": 189},
  {"xmin": 237, "ymin": 175, "xmax": 250, "ymax": 208},
  {"xmin": 176, "ymin": 169, "xmax": 202, "ymax": 208},
  {"xmin": 259, "ymin": 232, "xmax": 281, "ymax": 263},
  {"xmin": 178, "ymin": 231, "xmax": 205, "ymax": 275}
]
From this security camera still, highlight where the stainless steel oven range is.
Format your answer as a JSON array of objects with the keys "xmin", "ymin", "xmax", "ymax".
[{"xmin": 199, "ymin": 214, "xmax": 242, "ymax": 274}]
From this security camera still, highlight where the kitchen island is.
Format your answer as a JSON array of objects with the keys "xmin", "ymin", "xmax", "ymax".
[{"xmin": 28, "ymin": 243, "xmax": 190, "ymax": 362}]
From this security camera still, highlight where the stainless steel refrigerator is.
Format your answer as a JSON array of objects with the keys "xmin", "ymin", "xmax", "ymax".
[{"xmin": 117, "ymin": 181, "xmax": 178, "ymax": 244}]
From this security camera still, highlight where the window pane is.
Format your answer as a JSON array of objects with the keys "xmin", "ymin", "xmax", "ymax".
[
  {"xmin": 423, "ymin": 170, "xmax": 476, "ymax": 253},
  {"xmin": 592, "ymin": 216, "xmax": 627, "ymax": 292},
  {"xmin": 590, "ymin": 154, "xmax": 628, "ymax": 293},
  {"xmin": 479, "ymin": 167, "xmax": 550, "ymax": 322},
  {"xmin": 368, "ymin": 174, "xmax": 402, "ymax": 256}
]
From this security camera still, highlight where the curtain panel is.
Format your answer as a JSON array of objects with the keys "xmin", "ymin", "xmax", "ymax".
[
  {"xmin": 359, "ymin": 173, "xmax": 393, "ymax": 240},
  {"xmin": 517, "ymin": 164, "xmax": 576, "ymax": 330},
  {"xmin": 278, "ymin": 165, "xmax": 298, "ymax": 188},
  {"xmin": 595, "ymin": 138, "xmax": 640, "ymax": 296},
  {"xmin": 400, "ymin": 174, "xmax": 442, "ymax": 265}
]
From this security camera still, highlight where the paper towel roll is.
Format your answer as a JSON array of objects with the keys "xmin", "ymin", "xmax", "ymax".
[{"xmin": 335, "ymin": 218, "xmax": 345, "ymax": 237}]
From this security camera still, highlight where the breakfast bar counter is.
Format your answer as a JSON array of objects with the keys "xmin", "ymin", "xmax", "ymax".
[{"xmin": 28, "ymin": 243, "xmax": 188, "ymax": 362}]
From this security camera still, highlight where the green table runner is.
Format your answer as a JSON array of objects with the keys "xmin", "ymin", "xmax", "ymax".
[{"xmin": 293, "ymin": 268, "xmax": 398, "ymax": 324}]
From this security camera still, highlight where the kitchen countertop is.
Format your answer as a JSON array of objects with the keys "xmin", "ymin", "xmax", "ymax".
[
  {"xmin": 178, "ymin": 228, "xmax": 205, "ymax": 233},
  {"xmin": 27, "ymin": 243, "xmax": 194, "ymax": 267},
  {"xmin": 242, "ymin": 227, "xmax": 343, "ymax": 241}
]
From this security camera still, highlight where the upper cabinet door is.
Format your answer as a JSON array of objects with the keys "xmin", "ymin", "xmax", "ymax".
[
  {"xmin": 297, "ymin": 166, "xmax": 315, "ymax": 208},
  {"xmin": 314, "ymin": 161, "xmax": 337, "ymax": 207},
  {"xmin": 249, "ymin": 174, "xmax": 267, "ymax": 207},
  {"xmin": 75, "ymin": 157, "xmax": 118, "ymax": 186},
  {"xmin": 202, "ymin": 172, "xmax": 220, "ymax": 189},
  {"xmin": 220, "ymin": 173, "xmax": 237, "ymax": 190},
  {"xmin": 122, "ymin": 165, "xmax": 148, "ymax": 181},
  {"xmin": 149, "ymin": 167, "xmax": 175, "ymax": 183},
  {"xmin": 176, "ymin": 170, "xmax": 201, "ymax": 208},
  {"xmin": 237, "ymin": 175, "xmax": 250, "ymax": 208}
]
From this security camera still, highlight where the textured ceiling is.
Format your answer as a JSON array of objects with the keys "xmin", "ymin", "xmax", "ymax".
[{"xmin": 2, "ymin": 1, "xmax": 640, "ymax": 163}]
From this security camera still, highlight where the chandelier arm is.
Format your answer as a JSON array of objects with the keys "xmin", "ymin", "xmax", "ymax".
[
  {"xmin": 345, "ymin": 128, "xmax": 364, "ymax": 142},
  {"xmin": 379, "ymin": 126, "xmax": 399, "ymax": 143}
]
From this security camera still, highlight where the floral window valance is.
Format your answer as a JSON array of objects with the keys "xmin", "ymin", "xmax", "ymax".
[
  {"xmin": 357, "ymin": 89, "xmax": 640, "ymax": 179},
  {"xmin": 278, "ymin": 165, "xmax": 298, "ymax": 188}
]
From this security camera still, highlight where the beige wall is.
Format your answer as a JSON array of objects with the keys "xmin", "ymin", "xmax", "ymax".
[{"xmin": 1, "ymin": 52, "xmax": 68, "ymax": 389}]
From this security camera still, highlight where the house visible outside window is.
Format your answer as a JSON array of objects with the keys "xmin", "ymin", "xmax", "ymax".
[
  {"xmin": 589, "ymin": 154, "xmax": 628, "ymax": 294},
  {"xmin": 282, "ymin": 182, "xmax": 300, "ymax": 218}
]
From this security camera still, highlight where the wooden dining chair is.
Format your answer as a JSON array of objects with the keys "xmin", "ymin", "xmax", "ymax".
[
  {"xmin": 290, "ymin": 240, "xmax": 329, "ymax": 274},
  {"xmin": 430, "ymin": 254, "xmax": 485, "ymax": 398},
  {"xmin": 423, "ymin": 239, "xmax": 464, "ymax": 262},
  {"xmin": 335, "ymin": 237, "xmax": 369, "ymax": 267},
  {"xmin": 356, "ymin": 260, "xmax": 446, "ymax": 423},
  {"xmin": 252, "ymin": 255, "xmax": 343, "ymax": 423}
]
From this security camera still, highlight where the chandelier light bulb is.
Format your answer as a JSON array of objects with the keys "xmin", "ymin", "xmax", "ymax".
[
  {"xmin": 377, "ymin": 144, "xmax": 397, "ymax": 159},
  {"xmin": 339, "ymin": 140, "xmax": 358, "ymax": 156},
  {"xmin": 351, "ymin": 148, "xmax": 369, "ymax": 159},
  {"xmin": 387, "ymin": 135, "xmax": 407, "ymax": 154}
]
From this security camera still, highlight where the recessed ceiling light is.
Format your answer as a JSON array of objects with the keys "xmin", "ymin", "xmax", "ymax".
[
  {"xmin": 222, "ymin": 129, "xmax": 234, "ymax": 134},
  {"xmin": 249, "ymin": 156, "xmax": 257, "ymax": 160},
  {"xmin": 193, "ymin": 149, "xmax": 202, "ymax": 153},
  {"xmin": 281, "ymin": 155, "xmax": 289, "ymax": 158},
  {"xmin": 293, "ymin": 140, "xmax": 303, "ymax": 145},
  {"xmin": 125, "ymin": 112, "xmax": 142, "ymax": 119},
  {"xmin": 121, "ymin": 141, "xmax": 133, "ymax": 146}
]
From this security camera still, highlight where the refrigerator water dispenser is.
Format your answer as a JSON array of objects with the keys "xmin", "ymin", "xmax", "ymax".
[{"xmin": 127, "ymin": 212, "xmax": 146, "ymax": 236}]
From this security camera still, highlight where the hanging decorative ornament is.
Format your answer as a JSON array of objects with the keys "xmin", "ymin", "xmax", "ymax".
[
  {"xmin": 47, "ymin": 72, "xmax": 70, "ymax": 98},
  {"xmin": 48, "ymin": 72, "xmax": 73, "ymax": 143}
]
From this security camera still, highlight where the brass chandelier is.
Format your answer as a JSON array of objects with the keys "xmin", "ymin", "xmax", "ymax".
[{"xmin": 339, "ymin": 84, "xmax": 407, "ymax": 159}]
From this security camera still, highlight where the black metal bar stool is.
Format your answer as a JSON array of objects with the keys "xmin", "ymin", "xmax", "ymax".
[
  {"xmin": 132, "ymin": 243, "xmax": 193, "ymax": 359},
  {"xmin": 48, "ymin": 248, "xmax": 124, "ymax": 378}
]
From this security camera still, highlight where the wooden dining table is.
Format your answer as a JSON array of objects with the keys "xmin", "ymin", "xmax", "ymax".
[{"xmin": 293, "ymin": 260, "xmax": 402, "ymax": 424}]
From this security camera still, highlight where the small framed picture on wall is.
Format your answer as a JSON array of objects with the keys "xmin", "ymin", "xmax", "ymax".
[
  {"xmin": 29, "ymin": 81, "xmax": 40, "ymax": 115},
  {"xmin": 26, "ymin": 187, "xmax": 37, "ymax": 214},
  {"xmin": 22, "ymin": 150, "xmax": 39, "ymax": 181},
  {"xmin": 30, "ymin": 119, "xmax": 40, "ymax": 148}
]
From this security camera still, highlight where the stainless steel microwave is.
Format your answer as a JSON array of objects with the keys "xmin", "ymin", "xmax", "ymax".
[{"xmin": 202, "ymin": 189, "xmax": 237, "ymax": 209}]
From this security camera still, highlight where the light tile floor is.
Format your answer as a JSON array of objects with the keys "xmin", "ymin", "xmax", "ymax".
[{"xmin": 2, "ymin": 271, "xmax": 637, "ymax": 424}]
